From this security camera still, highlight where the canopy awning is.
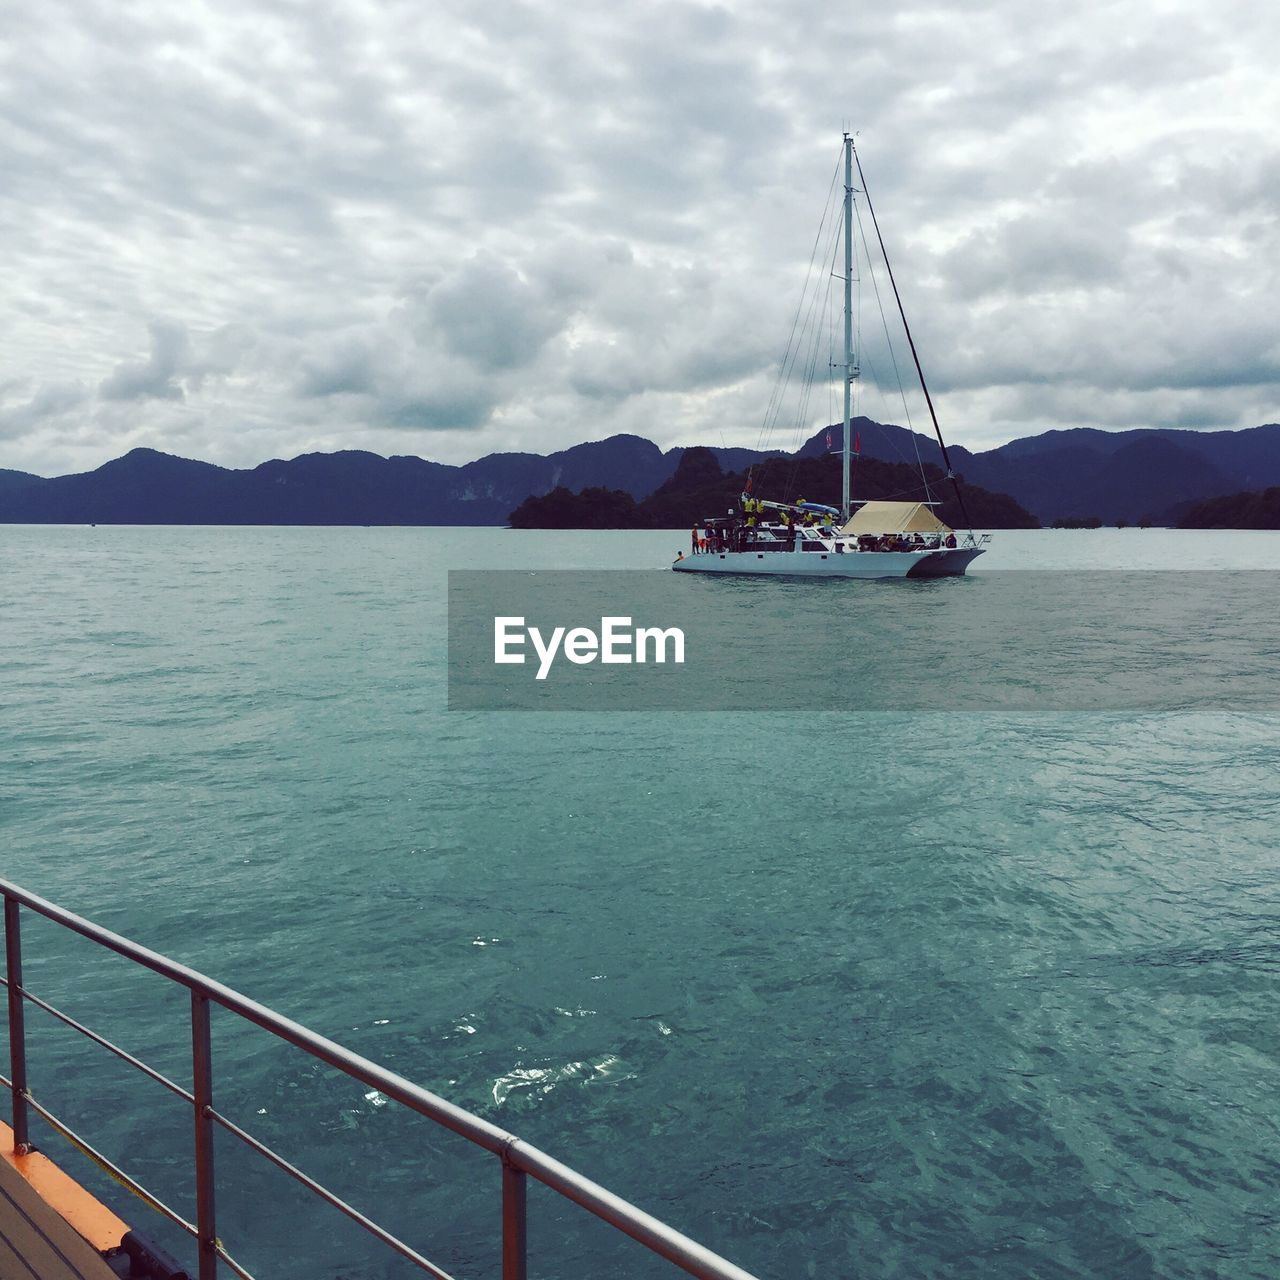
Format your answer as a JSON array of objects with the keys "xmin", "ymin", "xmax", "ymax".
[{"xmin": 839, "ymin": 501, "xmax": 952, "ymax": 536}]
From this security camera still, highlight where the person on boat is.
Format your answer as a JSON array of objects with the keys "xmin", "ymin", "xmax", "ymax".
[
  {"xmin": 945, "ymin": 532, "xmax": 957, "ymax": 548},
  {"xmin": 691, "ymin": 527, "xmax": 699, "ymax": 554}
]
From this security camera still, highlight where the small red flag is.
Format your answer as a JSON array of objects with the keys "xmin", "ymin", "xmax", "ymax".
[
  {"xmin": 854, "ymin": 432, "xmax": 861, "ymax": 454},
  {"xmin": 745, "ymin": 474, "xmax": 753, "ymax": 493},
  {"xmin": 826, "ymin": 430, "xmax": 832, "ymax": 449}
]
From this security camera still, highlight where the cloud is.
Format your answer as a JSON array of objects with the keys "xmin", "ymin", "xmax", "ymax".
[
  {"xmin": 99, "ymin": 321, "xmax": 190, "ymax": 401},
  {"xmin": 295, "ymin": 332, "xmax": 381, "ymax": 399},
  {"xmin": 1, "ymin": 0, "xmax": 1278, "ymax": 474},
  {"xmin": 293, "ymin": 306, "xmax": 505, "ymax": 433},
  {"xmin": 417, "ymin": 254, "xmax": 572, "ymax": 371},
  {"xmin": 0, "ymin": 382, "xmax": 89, "ymax": 442}
]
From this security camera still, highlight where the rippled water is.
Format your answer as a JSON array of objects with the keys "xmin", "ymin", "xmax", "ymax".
[{"xmin": 2, "ymin": 526, "xmax": 1279, "ymax": 1279}]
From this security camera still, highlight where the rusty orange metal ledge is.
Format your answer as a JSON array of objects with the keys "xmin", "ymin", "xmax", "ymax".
[{"xmin": 1, "ymin": 1118, "xmax": 128, "ymax": 1276}]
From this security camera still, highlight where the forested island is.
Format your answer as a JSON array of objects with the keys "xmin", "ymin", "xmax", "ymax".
[
  {"xmin": 1178, "ymin": 487, "xmax": 1280, "ymax": 528},
  {"xmin": 509, "ymin": 447, "xmax": 1039, "ymax": 529}
]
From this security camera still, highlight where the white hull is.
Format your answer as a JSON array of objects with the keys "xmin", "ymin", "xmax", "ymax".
[{"xmin": 672, "ymin": 547, "xmax": 983, "ymax": 579}]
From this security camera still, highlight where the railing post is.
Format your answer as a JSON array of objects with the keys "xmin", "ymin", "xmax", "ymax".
[
  {"xmin": 191, "ymin": 991, "xmax": 217, "ymax": 1280},
  {"xmin": 502, "ymin": 1156, "xmax": 527, "ymax": 1280},
  {"xmin": 4, "ymin": 895, "xmax": 30, "ymax": 1154}
]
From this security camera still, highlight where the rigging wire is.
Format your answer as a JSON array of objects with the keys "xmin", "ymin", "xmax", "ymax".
[
  {"xmin": 755, "ymin": 154, "xmax": 841, "ymax": 446},
  {"xmin": 854, "ymin": 201, "xmax": 934, "ymax": 503},
  {"xmin": 852, "ymin": 144, "xmax": 973, "ymax": 530},
  {"xmin": 827, "ymin": 252, "xmax": 836, "ymax": 438},
  {"xmin": 793, "ymin": 218, "xmax": 843, "ymax": 444},
  {"xmin": 750, "ymin": 146, "xmax": 844, "ymax": 488},
  {"xmin": 775, "ymin": 210, "xmax": 843, "ymax": 501}
]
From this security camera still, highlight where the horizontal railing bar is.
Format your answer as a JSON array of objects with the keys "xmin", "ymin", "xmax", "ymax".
[
  {"xmin": 11, "ymin": 981, "xmax": 195, "ymax": 1104},
  {"xmin": 0, "ymin": 881, "xmax": 514, "ymax": 1154},
  {"xmin": 22, "ymin": 1091, "xmax": 197, "ymax": 1238},
  {"xmin": 207, "ymin": 1107, "xmax": 458, "ymax": 1280},
  {"xmin": 214, "ymin": 1244, "xmax": 258, "ymax": 1280},
  {"xmin": 1, "ymin": 881, "xmax": 762, "ymax": 1280},
  {"xmin": 508, "ymin": 1141, "xmax": 761, "ymax": 1280}
]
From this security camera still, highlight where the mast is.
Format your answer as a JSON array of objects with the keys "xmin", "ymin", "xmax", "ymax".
[{"xmin": 841, "ymin": 133, "xmax": 855, "ymax": 523}]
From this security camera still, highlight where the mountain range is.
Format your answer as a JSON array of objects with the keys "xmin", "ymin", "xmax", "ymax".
[
  {"xmin": 3, "ymin": 418, "xmax": 1279, "ymax": 526},
  {"xmin": 800, "ymin": 419, "xmax": 1280, "ymax": 525},
  {"xmin": 0, "ymin": 437, "xmax": 778, "ymax": 527}
]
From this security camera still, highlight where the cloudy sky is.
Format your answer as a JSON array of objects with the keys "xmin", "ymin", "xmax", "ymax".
[{"xmin": 3, "ymin": 0, "xmax": 1278, "ymax": 476}]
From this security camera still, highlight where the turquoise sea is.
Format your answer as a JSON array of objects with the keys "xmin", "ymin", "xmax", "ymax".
[{"xmin": 3, "ymin": 526, "xmax": 1279, "ymax": 1279}]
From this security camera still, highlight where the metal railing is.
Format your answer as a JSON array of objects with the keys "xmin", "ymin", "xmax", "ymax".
[{"xmin": 1, "ymin": 879, "xmax": 760, "ymax": 1280}]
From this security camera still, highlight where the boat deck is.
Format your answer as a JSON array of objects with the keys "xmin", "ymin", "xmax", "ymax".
[{"xmin": 1, "ymin": 1124, "xmax": 124, "ymax": 1280}]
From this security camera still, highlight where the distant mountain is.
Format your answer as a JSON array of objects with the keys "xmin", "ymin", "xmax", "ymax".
[
  {"xmin": 5, "ymin": 419, "xmax": 1280, "ymax": 527},
  {"xmin": 0, "ymin": 468, "xmax": 42, "ymax": 495},
  {"xmin": 453, "ymin": 435, "xmax": 673, "ymax": 512},
  {"xmin": 965, "ymin": 436, "xmax": 1235, "ymax": 526},
  {"xmin": 814, "ymin": 420, "xmax": 1280, "ymax": 525},
  {"xmin": 0, "ymin": 436, "xmax": 685, "ymax": 526}
]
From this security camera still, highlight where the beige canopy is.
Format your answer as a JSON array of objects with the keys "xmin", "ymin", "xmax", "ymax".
[{"xmin": 839, "ymin": 500, "xmax": 952, "ymax": 536}]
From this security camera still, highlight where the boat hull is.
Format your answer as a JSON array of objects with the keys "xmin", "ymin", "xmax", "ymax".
[{"xmin": 672, "ymin": 547, "xmax": 983, "ymax": 579}]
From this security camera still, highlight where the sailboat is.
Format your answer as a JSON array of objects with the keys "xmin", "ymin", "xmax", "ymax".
[{"xmin": 673, "ymin": 135, "xmax": 987, "ymax": 579}]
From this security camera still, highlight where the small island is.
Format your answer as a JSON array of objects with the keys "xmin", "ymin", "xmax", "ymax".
[{"xmin": 1179, "ymin": 486, "xmax": 1280, "ymax": 529}]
